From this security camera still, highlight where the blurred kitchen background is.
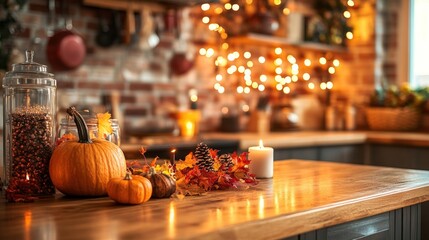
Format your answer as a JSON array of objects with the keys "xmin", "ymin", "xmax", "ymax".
[{"xmin": 0, "ymin": 0, "xmax": 425, "ymax": 143}]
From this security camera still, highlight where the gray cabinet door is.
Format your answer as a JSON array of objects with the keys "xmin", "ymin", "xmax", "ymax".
[{"xmin": 319, "ymin": 145, "xmax": 364, "ymax": 164}]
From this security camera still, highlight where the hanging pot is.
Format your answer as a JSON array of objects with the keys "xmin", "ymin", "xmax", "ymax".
[
  {"xmin": 169, "ymin": 9, "xmax": 194, "ymax": 76},
  {"xmin": 46, "ymin": 0, "xmax": 86, "ymax": 71}
]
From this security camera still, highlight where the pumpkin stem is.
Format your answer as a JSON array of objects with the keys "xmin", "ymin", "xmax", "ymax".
[
  {"xmin": 124, "ymin": 171, "xmax": 133, "ymax": 180},
  {"xmin": 66, "ymin": 106, "xmax": 92, "ymax": 143}
]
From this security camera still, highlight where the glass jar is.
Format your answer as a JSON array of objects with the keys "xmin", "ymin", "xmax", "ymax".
[
  {"xmin": 2, "ymin": 50, "xmax": 56, "ymax": 196},
  {"xmin": 57, "ymin": 117, "xmax": 120, "ymax": 146}
]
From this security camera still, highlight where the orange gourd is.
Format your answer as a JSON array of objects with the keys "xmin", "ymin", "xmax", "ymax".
[
  {"xmin": 49, "ymin": 106, "xmax": 127, "ymax": 196},
  {"xmin": 107, "ymin": 172, "xmax": 152, "ymax": 204}
]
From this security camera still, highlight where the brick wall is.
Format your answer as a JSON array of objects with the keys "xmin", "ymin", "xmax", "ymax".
[{"xmin": 7, "ymin": 0, "xmax": 396, "ymax": 134}]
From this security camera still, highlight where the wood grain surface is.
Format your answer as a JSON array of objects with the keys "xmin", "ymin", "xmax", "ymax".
[{"xmin": 1, "ymin": 160, "xmax": 429, "ymax": 240}]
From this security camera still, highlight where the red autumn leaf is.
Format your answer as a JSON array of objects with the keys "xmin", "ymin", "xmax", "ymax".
[{"xmin": 209, "ymin": 149, "xmax": 219, "ymax": 159}]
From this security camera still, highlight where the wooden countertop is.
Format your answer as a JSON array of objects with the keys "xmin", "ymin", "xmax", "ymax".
[
  {"xmin": 202, "ymin": 131, "xmax": 429, "ymax": 149},
  {"xmin": 2, "ymin": 160, "xmax": 429, "ymax": 240}
]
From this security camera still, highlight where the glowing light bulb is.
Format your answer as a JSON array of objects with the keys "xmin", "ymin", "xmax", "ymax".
[
  {"xmin": 292, "ymin": 75, "xmax": 298, "ymax": 82},
  {"xmin": 287, "ymin": 55, "xmax": 296, "ymax": 64},
  {"xmin": 222, "ymin": 43, "xmax": 229, "ymax": 50},
  {"xmin": 214, "ymin": 7, "xmax": 223, "ymax": 14},
  {"xmin": 283, "ymin": 8, "xmax": 290, "ymax": 15},
  {"xmin": 232, "ymin": 4, "xmax": 240, "ymax": 11},
  {"xmin": 214, "ymin": 83, "xmax": 220, "ymax": 90},
  {"xmin": 209, "ymin": 23, "xmax": 219, "ymax": 31},
  {"xmin": 244, "ymin": 87, "xmax": 251, "ymax": 94},
  {"xmin": 328, "ymin": 67, "xmax": 336, "ymax": 74},
  {"xmin": 343, "ymin": 11, "xmax": 351, "ymax": 19},
  {"xmin": 225, "ymin": 3, "xmax": 232, "ymax": 10},
  {"xmin": 346, "ymin": 32, "xmax": 354, "ymax": 39},
  {"xmin": 247, "ymin": 61, "xmax": 254, "ymax": 68},
  {"xmin": 274, "ymin": 58, "xmax": 283, "ymax": 66},
  {"xmin": 303, "ymin": 73, "xmax": 310, "ymax": 81},
  {"xmin": 304, "ymin": 59, "xmax": 311, "ymax": 66},
  {"xmin": 242, "ymin": 104, "xmax": 250, "ymax": 112},
  {"xmin": 206, "ymin": 48, "xmax": 215, "ymax": 57},
  {"xmin": 291, "ymin": 64, "xmax": 299, "ymax": 75},
  {"xmin": 308, "ymin": 82, "xmax": 315, "ymax": 89},
  {"xmin": 275, "ymin": 47, "xmax": 282, "ymax": 55},
  {"xmin": 320, "ymin": 82, "xmax": 327, "ymax": 90},
  {"xmin": 216, "ymin": 74, "xmax": 223, "ymax": 81},
  {"xmin": 199, "ymin": 48, "xmax": 207, "ymax": 56},
  {"xmin": 276, "ymin": 84, "xmax": 283, "ymax": 91},
  {"xmin": 218, "ymin": 86, "xmax": 225, "ymax": 94},
  {"xmin": 285, "ymin": 76, "xmax": 292, "ymax": 83},
  {"xmin": 333, "ymin": 59, "xmax": 340, "ymax": 67},
  {"xmin": 327, "ymin": 81, "xmax": 334, "ymax": 89},
  {"xmin": 202, "ymin": 17, "xmax": 210, "ymax": 24},
  {"xmin": 237, "ymin": 86, "xmax": 244, "ymax": 93},
  {"xmin": 201, "ymin": 3, "xmax": 210, "ymax": 11},
  {"xmin": 260, "ymin": 74, "xmax": 267, "ymax": 82},
  {"xmin": 258, "ymin": 84, "xmax": 265, "ymax": 91},
  {"xmin": 319, "ymin": 57, "xmax": 327, "ymax": 65},
  {"xmin": 275, "ymin": 67, "xmax": 282, "ymax": 74},
  {"xmin": 274, "ymin": 0, "xmax": 282, "ymax": 6},
  {"xmin": 252, "ymin": 82, "xmax": 259, "ymax": 89},
  {"xmin": 228, "ymin": 53, "xmax": 235, "ymax": 61},
  {"xmin": 238, "ymin": 66, "xmax": 245, "ymax": 73},
  {"xmin": 283, "ymin": 86, "xmax": 291, "ymax": 94},
  {"xmin": 244, "ymin": 51, "xmax": 251, "ymax": 59},
  {"xmin": 258, "ymin": 56, "xmax": 266, "ymax": 63},
  {"xmin": 347, "ymin": 0, "xmax": 355, "ymax": 7}
]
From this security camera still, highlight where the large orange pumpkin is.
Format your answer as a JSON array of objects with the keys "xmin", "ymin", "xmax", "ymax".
[
  {"xmin": 107, "ymin": 172, "xmax": 152, "ymax": 204},
  {"xmin": 49, "ymin": 106, "xmax": 127, "ymax": 196}
]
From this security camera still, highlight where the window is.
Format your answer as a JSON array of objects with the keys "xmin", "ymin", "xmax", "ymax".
[{"xmin": 410, "ymin": 0, "xmax": 429, "ymax": 87}]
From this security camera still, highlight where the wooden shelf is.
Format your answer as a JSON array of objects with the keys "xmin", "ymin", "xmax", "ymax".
[{"xmin": 228, "ymin": 33, "xmax": 348, "ymax": 53}]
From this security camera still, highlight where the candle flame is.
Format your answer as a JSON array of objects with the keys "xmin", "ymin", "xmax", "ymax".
[
  {"xmin": 25, "ymin": 173, "xmax": 30, "ymax": 181},
  {"xmin": 171, "ymin": 149, "xmax": 176, "ymax": 153},
  {"xmin": 259, "ymin": 139, "xmax": 264, "ymax": 148}
]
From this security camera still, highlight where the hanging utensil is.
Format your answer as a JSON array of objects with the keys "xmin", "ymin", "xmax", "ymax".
[
  {"xmin": 138, "ymin": 8, "xmax": 159, "ymax": 50},
  {"xmin": 124, "ymin": 6, "xmax": 135, "ymax": 44},
  {"xmin": 96, "ymin": 10, "xmax": 119, "ymax": 48},
  {"xmin": 46, "ymin": 0, "xmax": 86, "ymax": 70},
  {"xmin": 169, "ymin": 8, "xmax": 194, "ymax": 76}
]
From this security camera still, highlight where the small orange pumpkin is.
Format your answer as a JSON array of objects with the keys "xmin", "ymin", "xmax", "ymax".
[{"xmin": 107, "ymin": 172, "xmax": 152, "ymax": 204}]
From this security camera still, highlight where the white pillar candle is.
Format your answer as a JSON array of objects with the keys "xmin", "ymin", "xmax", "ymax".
[{"xmin": 248, "ymin": 139, "xmax": 274, "ymax": 178}]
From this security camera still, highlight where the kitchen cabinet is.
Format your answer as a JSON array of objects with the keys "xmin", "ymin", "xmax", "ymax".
[
  {"xmin": 286, "ymin": 205, "xmax": 421, "ymax": 240},
  {"xmin": 274, "ymin": 144, "xmax": 364, "ymax": 164},
  {"xmin": 368, "ymin": 143, "xmax": 429, "ymax": 170}
]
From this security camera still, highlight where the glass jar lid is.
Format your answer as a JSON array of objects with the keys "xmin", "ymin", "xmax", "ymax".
[{"xmin": 3, "ymin": 50, "xmax": 55, "ymax": 87}]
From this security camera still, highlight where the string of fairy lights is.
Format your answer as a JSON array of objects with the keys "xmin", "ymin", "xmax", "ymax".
[{"xmin": 197, "ymin": 0, "xmax": 356, "ymax": 95}]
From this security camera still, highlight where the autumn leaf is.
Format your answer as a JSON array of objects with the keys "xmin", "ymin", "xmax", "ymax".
[
  {"xmin": 175, "ymin": 153, "xmax": 196, "ymax": 171},
  {"xmin": 96, "ymin": 112, "xmax": 113, "ymax": 139}
]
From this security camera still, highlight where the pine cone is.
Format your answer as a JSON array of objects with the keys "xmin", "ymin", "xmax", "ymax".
[
  {"xmin": 219, "ymin": 154, "xmax": 234, "ymax": 171},
  {"xmin": 195, "ymin": 142, "xmax": 215, "ymax": 172}
]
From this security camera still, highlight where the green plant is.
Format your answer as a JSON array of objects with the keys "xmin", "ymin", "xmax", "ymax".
[{"xmin": 369, "ymin": 85, "xmax": 429, "ymax": 108}]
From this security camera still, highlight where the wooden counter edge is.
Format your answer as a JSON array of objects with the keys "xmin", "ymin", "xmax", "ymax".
[{"xmin": 190, "ymin": 185, "xmax": 429, "ymax": 240}]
